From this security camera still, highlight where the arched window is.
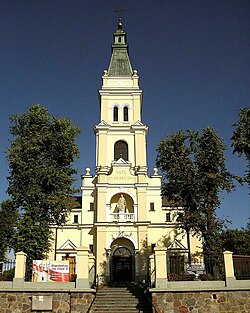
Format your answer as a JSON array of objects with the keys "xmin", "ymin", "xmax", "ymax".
[
  {"xmin": 123, "ymin": 107, "xmax": 128, "ymax": 122},
  {"xmin": 113, "ymin": 247, "xmax": 131, "ymax": 257},
  {"xmin": 113, "ymin": 106, "xmax": 118, "ymax": 122},
  {"xmin": 114, "ymin": 141, "xmax": 128, "ymax": 161}
]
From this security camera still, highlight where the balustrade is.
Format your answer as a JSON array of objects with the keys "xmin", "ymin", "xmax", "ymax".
[{"xmin": 109, "ymin": 212, "xmax": 135, "ymax": 221}]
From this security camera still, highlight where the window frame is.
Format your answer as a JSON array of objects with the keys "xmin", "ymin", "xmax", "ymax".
[
  {"xmin": 123, "ymin": 106, "xmax": 129, "ymax": 122},
  {"xmin": 73, "ymin": 214, "xmax": 79, "ymax": 224},
  {"xmin": 114, "ymin": 140, "xmax": 128, "ymax": 161},
  {"xmin": 113, "ymin": 106, "xmax": 119, "ymax": 122},
  {"xmin": 150, "ymin": 203, "xmax": 155, "ymax": 211},
  {"xmin": 165, "ymin": 213, "xmax": 171, "ymax": 222},
  {"xmin": 89, "ymin": 202, "xmax": 94, "ymax": 211}
]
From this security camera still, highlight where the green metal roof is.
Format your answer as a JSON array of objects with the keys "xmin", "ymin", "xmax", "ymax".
[{"xmin": 108, "ymin": 20, "xmax": 133, "ymax": 77}]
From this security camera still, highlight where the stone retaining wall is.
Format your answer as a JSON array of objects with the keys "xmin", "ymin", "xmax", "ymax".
[
  {"xmin": 152, "ymin": 290, "xmax": 250, "ymax": 313},
  {"xmin": 0, "ymin": 291, "xmax": 94, "ymax": 313},
  {"xmin": 1, "ymin": 289, "xmax": 250, "ymax": 312}
]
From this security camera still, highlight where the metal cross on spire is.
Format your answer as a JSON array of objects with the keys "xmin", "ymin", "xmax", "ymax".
[
  {"xmin": 113, "ymin": 8, "xmax": 126, "ymax": 17},
  {"xmin": 113, "ymin": 8, "xmax": 126, "ymax": 30}
]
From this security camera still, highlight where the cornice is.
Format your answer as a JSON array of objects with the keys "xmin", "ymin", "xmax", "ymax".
[{"xmin": 99, "ymin": 89, "xmax": 142, "ymax": 95}]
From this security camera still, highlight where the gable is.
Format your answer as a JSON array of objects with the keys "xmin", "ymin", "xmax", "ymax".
[
  {"xmin": 167, "ymin": 239, "xmax": 188, "ymax": 252},
  {"xmin": 58, "ymin": 239, "xmax": 77, "ymax": 251}
]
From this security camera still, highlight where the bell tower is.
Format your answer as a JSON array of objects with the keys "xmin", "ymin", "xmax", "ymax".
[
  {"xmin": 95, "ymin": 18, "xmax": 148, "ymax": 171},
  {"xmin": 81, "ymin": 19, "xmax": 162, "ymax": 284}
]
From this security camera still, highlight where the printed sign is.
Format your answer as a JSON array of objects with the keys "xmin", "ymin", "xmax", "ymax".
[
  {"xmin": 48, "ymin": 261, "xmax": 70, "ymax": 282},
  {"xmin": 32, "ymin": 260, "xmax": 69, "ymax": 282}
]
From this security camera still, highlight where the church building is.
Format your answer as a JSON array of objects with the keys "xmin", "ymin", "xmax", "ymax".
[{"xmin": 48, "ymin": 19, "xmax": 202, "ymax": 284}]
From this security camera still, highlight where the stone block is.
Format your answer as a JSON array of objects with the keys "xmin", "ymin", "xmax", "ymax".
[{"xmin": 32, "ymin": 295, "xmax": 53, "ymax": 311}]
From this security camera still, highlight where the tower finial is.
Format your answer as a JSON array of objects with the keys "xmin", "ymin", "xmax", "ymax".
[
  {"xmin": 113, "ymin": 8, "xmax": 125, "ymax": 30},
  {"xmin": 118, "ymin": 17, "xmax": 122, "ymax": 30}
]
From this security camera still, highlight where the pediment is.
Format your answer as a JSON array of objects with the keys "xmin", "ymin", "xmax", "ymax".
[
  {"xmin": 167, "ymin": 239, "xmax": 188, "ymax": 251},
  {"xmin": 59, "ymin": 239, "xmax": 77, "ymax": 251},
  {"xmin": 133, "ymin": 120, "xmax": 144, "ymax": 126},
  {"xmin": 113, "ymin": 157, "xmax": 129, "ymax": 164},
  {"xmin": 97, "ymin": 120, "xmax": 109, "ymax": 126}
]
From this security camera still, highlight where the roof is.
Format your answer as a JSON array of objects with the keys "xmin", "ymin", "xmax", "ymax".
[{"xmin": 108, "ymin": 19, "xmax": 133, "ymax": 77}]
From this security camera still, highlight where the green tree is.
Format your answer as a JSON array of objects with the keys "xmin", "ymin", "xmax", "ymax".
[
  {"xmin": 156, "ymin": 127, "xmax": 233, "ymax": 257},
  {"xmin": 232, "ymin": 107, "xmax": 250, "ymax": 191},
  {"xmin": 246, "ymin": 218, "xmax": 250, "ymax": 233},
  {"xmin": 0, "ymin": 200, "xmax": 18, "ymax": 261},
  {"xmin": 220, "ymin": 226, "xmax": 250, "ymax": 255},
  {"xmin": 7, "ymin": 104, "xmax": 81, "ymax": 265}
]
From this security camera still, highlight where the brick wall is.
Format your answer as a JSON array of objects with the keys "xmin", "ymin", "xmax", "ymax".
[
  {"xmin": 152, "ymin": 290, "xmax": 250, "ymax": 313},
  {"xmin": 0, "ymin": 292, "xmax": 94, "ymax": 313}
]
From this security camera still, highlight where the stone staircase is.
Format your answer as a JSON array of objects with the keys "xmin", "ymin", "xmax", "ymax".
[{"xmin": 90, "ymin": 284, "xmax": 153, "ymax": 313}]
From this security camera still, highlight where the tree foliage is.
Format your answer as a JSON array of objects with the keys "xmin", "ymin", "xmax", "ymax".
[
  {"xmin": 0, "ymin": 200, "xmax": 18, "ymax": 261},
  {"xmin": 232, "ymin": 107, "xmax": 250, "ymax": 191},
  {"xmin": 156, "ymin": 127, "xmax": 233, "ymax": 256},
  {"xmin": 220, "ymin": 225, "xmax": 250, "ymax": 255},
  {"xmin": 6, "ymin": 104, "xmax": 81, "ymax": 262}
]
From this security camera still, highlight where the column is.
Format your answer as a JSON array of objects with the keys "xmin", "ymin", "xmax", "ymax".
[
  {"xmin": 137, "ymin": 225, "xmax": 148, "ymax": 282},
  {"xmin": 223, "ymin": 250, "xmax": 236, "ymax": 287},
  {"xmin": 149, "ymin": 254, "xmax": 155, "ymax": 287},
  {"xmin": 13, "ymin": 251, "xmax": 27, "ymax": 288},
  {"xmin": 96, "ymin": 226, "xmax": 106, "ymax": 284},
  {"xmin": 89, "ymin": 253, "xmax": 96, "ymax": 287},
  {"xmin": 76, "ymin": 246, "xmax": 89, "ymax": 289},
  {"xmin": 154, "ymin": 246, "xmax": 168, "ymax": 289}
]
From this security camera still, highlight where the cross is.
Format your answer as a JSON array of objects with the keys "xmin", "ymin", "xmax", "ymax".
[
  {"xmin": 113, "ymin": 8, "xmax": 126, "ymax": 18},
  {"xmin": 113, "ymin": 9, "xmax": 125, "ymax": 30}
]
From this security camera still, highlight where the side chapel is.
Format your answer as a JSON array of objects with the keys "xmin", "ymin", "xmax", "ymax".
[{"xmin": 48, "ymin": 19, "xmax": 202, "ymax": 284}]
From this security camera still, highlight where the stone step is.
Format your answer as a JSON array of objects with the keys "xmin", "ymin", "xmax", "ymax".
[
  {"xmin": 92, "ymin": 310, "xmax": 152, "ymax": 313},
  {"xmin": 96, "ymin": 294, "xmax": 145, "ymax": 298},
  {"xmin": 94, "ymin": 297, "xmax": 149, "ymax": 302},
  {"xmin": 94, "ymin": 302, "xmax": 148, "ymax": 308},
  {"xmin": 97, "ymin": 288, "xmax": 143, "ymax": 293},
  {"xmin": 92, "ymin": 308, "xmax": 151, "ymax": 311},
  {"xmin": 93, "ymin": 306, "xmax": 150, "ymax": 310},
  {"xmin": 91, "ymin": 306, "xmax": 152, "ymax": 311},
  {"xmin": 91, "ymin": 308, "xmax": 141, "ymax": 313},
  {"xmin": 93, "ymin": 299, "xmax": 149, "ymax": 304},
  {"xmin": 97, "ymin": 289, "xmax": 146, "ymax": 293},
  {"xmin": 93, "ymin": 303, "xmax": 149, "ymax": 306},
  {"xmin": 90, "ymin": 284, "xmax": 152, "ymax": 313},
  {"xmin": 95, "ymin": 291, "xmax": 144, "ymax": 297}
]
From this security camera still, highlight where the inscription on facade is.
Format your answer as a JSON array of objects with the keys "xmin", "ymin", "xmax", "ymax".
[{"xmin": 109, "ymin": 170, "xmax": 134, "ymax": 182}]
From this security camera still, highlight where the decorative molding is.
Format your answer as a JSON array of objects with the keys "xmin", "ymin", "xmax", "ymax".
[
  {"xmin": 133, "ymin": 120, "xmax": 144, "ymax": 126},
  {"xmin": 98, "ymin": 120, "xmax": 109, "ymax": 126},
  {"xmin": 167, "ymin": 239, "xmax": 188, "ymax": 251},
  {"xmin": 113, "ymin": 157, "xmax": 129, "ymax": 164},
  {"xmin": 58, "ymin": 239, "xmax": 77, "ymax": 251}
]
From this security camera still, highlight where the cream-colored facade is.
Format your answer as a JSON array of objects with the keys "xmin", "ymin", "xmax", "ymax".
[{"xmin": 49, "ymin": 20, "xmax": 202, "ymax": 283}]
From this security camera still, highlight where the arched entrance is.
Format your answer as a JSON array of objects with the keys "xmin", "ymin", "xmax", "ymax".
[{"xmin": 110, "ymin": 238, "xmax": 135, "ymax": 283}]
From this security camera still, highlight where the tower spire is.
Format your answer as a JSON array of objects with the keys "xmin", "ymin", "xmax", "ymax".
[{"xmin": 107, "ymin": 17, "xmax": 133, "ymax": 76}]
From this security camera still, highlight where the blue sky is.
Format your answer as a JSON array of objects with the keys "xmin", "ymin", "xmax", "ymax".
[{"xmin": 0, "ymin": 0, "xmax": 249, "ymax": 228}]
